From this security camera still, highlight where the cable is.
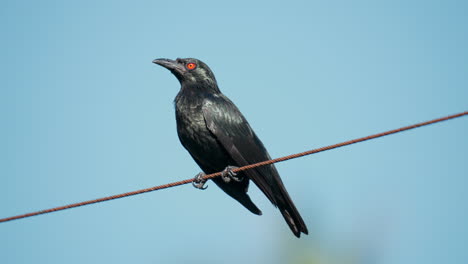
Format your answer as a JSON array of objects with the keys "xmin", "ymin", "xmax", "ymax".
[{"xmin": 1, "ymin": 111, "xmax": 466, "ymax": 223}]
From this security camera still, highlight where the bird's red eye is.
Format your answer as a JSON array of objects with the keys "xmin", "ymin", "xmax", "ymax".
[{"xmin": 186, "ymin": 62, "xmax": 197, "ymax": 70}]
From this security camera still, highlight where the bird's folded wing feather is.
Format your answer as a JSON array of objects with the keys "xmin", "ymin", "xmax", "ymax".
[{"xmin": 202, "ymin": 98, "xmax": 280, "ymax": 205}]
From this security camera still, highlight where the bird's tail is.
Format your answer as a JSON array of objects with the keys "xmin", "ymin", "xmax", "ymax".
[{"xmin": 277, "ymin": 192, "xmax": 308, "ymax": 238}]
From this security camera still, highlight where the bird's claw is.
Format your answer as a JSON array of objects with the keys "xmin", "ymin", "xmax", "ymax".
[
  {"xmin": 221, "ymin": 166, "xmax": 242, "ymax": 183},
  {"xmin": 192, "ymin": 172, "xmax": 208, "ymax": 190}
]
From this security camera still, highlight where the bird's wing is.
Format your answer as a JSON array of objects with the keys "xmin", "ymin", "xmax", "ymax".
[{"xmin": 202, "ymin": 97, "xmax": 280, "ymax": 205}]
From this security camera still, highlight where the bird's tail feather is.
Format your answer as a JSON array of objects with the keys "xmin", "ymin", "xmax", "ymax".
[{"xmin": 278, "ymin": 194, "xmax": 308, "ymax": 238}]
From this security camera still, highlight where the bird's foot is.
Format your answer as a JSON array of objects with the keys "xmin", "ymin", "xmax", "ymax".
[
  {"xmin": 221, "ymin": 166, "xmax": 242, "ymax": 183},
  {"xmin": 192, "ymin": 172, "xmax": 208, "ymax": 190}
]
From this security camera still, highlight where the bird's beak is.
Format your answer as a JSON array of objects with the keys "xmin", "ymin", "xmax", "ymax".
[{"xmin": 152, "ymin": 58, "xmax": 185, "ymax": 74}]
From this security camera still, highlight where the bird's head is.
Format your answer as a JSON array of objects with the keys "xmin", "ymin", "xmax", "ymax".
[{"xmin": 153, "ymin": 58, "xmax": 219, "ymax": 91}]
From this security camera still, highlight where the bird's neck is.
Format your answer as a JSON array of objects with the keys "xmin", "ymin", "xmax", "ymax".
[
  {"xmin": 174, "ymin": 82, "xmax": 221, "ymax": 108},
  {"xmin": 180, "ymin": 81, "xmax": 221, "ymax": 95}
]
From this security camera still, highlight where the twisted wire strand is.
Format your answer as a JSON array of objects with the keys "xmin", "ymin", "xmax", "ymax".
[{"xmin": 1, "ymin": 111, "xmax": 466, "ymax": 223}]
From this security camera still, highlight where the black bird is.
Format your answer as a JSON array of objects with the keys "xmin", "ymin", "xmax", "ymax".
[{"xmin": 153, "ymin": 58, "xmax": 308, "ymax": 237}]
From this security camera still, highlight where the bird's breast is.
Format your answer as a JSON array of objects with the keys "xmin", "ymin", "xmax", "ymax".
[
  {"xmin": 175, "ymin": 98, "xmax": 216, "ymax": 150},
  {"xmin": 173, "ymin": 93, "xmax": 242, "ymax": 173}
]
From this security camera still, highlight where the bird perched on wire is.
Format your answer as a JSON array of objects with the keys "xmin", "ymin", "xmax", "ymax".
[{"xmin": 152, "ymin": 58, "xmax": 308, "ymax": 237}]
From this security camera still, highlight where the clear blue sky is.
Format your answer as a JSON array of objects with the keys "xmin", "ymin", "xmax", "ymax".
[{"xmin": 1, "ymin": 1, "xmax": 467, "ymax": 263}]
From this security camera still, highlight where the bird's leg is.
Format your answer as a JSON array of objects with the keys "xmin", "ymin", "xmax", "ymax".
[
  {"xmin": 221, "ymin": 166, "xmax": 242, "ymax": 183},
  {"xmin": 192, "ymin": 172, "xmax": 208, "ymax": 190}
]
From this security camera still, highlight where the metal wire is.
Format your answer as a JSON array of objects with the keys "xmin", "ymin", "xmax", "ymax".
[{"xmin": 1, "ymin": 111, "xmax": 466, "ymax": 223}]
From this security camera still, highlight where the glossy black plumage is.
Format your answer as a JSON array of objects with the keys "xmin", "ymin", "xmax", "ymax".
[{"xmin": 153, "ymin": 58, "xmax": 308, "ymax": 237}]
